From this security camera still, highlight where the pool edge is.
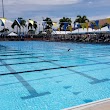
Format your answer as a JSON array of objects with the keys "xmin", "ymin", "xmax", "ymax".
[{"xmin": 63, "ymin": 98, "xmax": 110, "ymax": 110}]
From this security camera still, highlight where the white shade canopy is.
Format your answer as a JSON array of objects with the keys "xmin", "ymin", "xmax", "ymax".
[{"xmin": 8, "ymin": 32, "xmax": 18, "ymax": 36}]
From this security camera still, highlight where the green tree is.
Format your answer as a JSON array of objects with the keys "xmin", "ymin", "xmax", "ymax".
[
  {"xmin": 59, "ymin": 17, "xmax": 72, "ymax": 31},
  {"xmin": 11, "ymin": 17, "xmax": 26, "ymax": 33},
  {"xmin": 0, "ymin": 28, "xmax": 9, "ymax": 32},
  {"xmin": 28, "ymin": 19, "xmax": 37, "ymax": 30},
  {"xmin": 42, "ymin": 17, "xmax": 53, "ymax": 35},
  {"xmin": 28, "ymin": 19, "xmax": 37, "ymax": 35},
  {"xmin": 43, "ymin": 17, "xmax": 53, "ymax": 29},
  {"xmin": 20, "ymin": 18, "xmax": 26, "ymax": 33},
  {"xmin": 74, "ymin": 15, "xmax": 89, "ymax": 23}
]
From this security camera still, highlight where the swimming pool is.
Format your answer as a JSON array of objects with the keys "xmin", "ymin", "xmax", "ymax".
[{"xmin": 0, "ymin": 41, "xmax": 110, "ymax": 110}]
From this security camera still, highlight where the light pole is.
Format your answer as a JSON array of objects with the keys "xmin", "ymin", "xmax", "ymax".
[
  {"xmin": 1, "ymin": 0, "xmax": 5, "ymax": 37},
  {"xmin": 2, "ymin": 0, "xmax": 4, "ymax": 18}
]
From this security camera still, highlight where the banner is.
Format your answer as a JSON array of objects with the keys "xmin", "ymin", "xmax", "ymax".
[{"xmin": 28, "ymin": 19, "xmax": 34, "ymax": 25}]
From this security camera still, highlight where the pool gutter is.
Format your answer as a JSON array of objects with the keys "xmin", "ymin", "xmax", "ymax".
[{"xmin": 64, "ymin": 98, "xmax": 110, "ymax": 110}]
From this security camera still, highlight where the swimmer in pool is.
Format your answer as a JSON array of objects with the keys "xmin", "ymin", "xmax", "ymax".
[{"xmin": 68, "ymin": 49, "xmax": 71, "ymax": 51}]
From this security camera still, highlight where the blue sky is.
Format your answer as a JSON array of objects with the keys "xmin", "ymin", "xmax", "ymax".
[{"xmin": 0, "ymin": 0, "xmax": 110, "ymax": 22}]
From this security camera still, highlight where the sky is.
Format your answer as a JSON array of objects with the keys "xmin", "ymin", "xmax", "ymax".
[{"xmin": 0, "ymin": 0, "xmax": 110, "ymax": 26}]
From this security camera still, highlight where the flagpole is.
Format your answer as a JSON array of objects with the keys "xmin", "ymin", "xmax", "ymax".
[
  {"xmin": 2, "ymin": 0, "xmax": 5, "ymax": 37},
  {"xmin": 2, "ymin": 0, "xmax": 4, "ymax": 18}
]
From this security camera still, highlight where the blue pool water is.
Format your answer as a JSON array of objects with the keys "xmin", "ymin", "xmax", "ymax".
[{"xmin": 0, "ymin": 41, "xmax": 110, "ymax": 110}]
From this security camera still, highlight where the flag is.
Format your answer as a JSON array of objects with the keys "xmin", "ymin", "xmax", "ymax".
[
  {"xmin": 63, "ymin": 22, "xmax": 68, "ymax": 31},
  {"xmin": 16, "ymin": 19, "xmax": 21, "ymax": 26},
  {"xmin": 106, "ymin": 18, "xmax": 110, "ymax": 24},
  {"xmin": 85, "ymin": 22, "xmax": 89, "ymax": 31},
  {"xmin": 53, "ymin": 22, "xmax": 57, "ymax": 26},
  {"xmin": 74, "ymin": 23, "xmax": 76, "ymax": 28},
  {"xmin": 77, "ymin": 24, "xmax": 80, "ymax": 28},
  {"xmin": 108, "ymin": 25, "xmax": 110, "ymax": 29},
  {"xmin": 53, "ymin": 28, "xmax": 57, "ymax": 31},
  {"xmin": 95, "ymin": 20, "xmax": 99, "ymax": 27},
  {"xmin": 90, "ymin": 23, "xmax": 94, "ymax": 30},
  {"xmin": 28, "ymin": 19, "xmax": 34, "ymax": 25},
  {"xmin": 42, "ymin": 21, "xmax": 46, "ymax": 27},
  {"xmin": 81, "ymin": 23, "xmax": 86, "ymax": 30},
  {"xmin": 0, "ymin": 18, "xmax": 6, "ymax": 26},
  {"xmin": 57, "ymin": 27, "xmax": 60, "ymax": 31},
  {"xmin": 68, "ymin": 25, "xmax": 73, "ymax": 32},
  {"xmin": 1, "ymin": 21, "xmax": 4, "ymax": 26}
]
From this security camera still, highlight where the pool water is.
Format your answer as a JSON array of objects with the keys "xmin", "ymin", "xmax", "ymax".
[{"xmin": 0, "ymin": 41, "xmax": 110, "ymax": 110}]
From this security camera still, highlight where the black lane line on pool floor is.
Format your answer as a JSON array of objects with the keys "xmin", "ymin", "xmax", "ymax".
[
  {"xmin": 0, "ymin": 73, "xmax": 71, "ymax": 87},
  {"xmin": 0, "ymin": 56, "xmax": 44, "ymax": 60},
  {"xmin": 0, "ymin": 60, "xmax": 59, "ymax": 66},
  {"xmin": 37, "ymin": 57, "xmax": 110, "ymax": 85},
  {"xmin": 0, "ymin": 65, "xmax": 77, "ymax": 76},
  {"xmin": 1, "ymin": 46, "xmax": 110, "ymax": 86},
  {"xmin": 0, "ymin": 59, "xmax": 51, "ymax": 100},
  {"xmin": 0, "ymin": 53, "xmax": 34, "ymax": 56},
  {"xmin": 1, "ymin": 62, "xmax": 110, "ymax": 87}
]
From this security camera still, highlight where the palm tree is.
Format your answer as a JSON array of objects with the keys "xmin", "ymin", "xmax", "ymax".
[
  {"xmin": 28, "ymin": 19, "xmax": 33, "ymax": 30},
  {"xmin": 20, "ymin": 18, "xmax": 26, "ymax": 34},
  {"xmin": 43, "ymin": 17, "xmax": 53, "ymax": 34},
  {"xmin": 11, "ymin": 18, "xmax": 21, "ymax": 33},
  {"xmin": 28, "ymin": 19, "xmax": 37, "ymax": 35},
  {"xmin": 33, "ymin": 21, "xmax": 37, "ymax": 34},
  {"xmin": 59, "ymin": 17, "xmax": 72, "ymax": 31},
  {"xmin": 74, "ymin": 15, "xmax": 89, "ymax": 24},
  {"xmin": 0, "ymin": 28, "xmax": 9, "ymax": 32}
]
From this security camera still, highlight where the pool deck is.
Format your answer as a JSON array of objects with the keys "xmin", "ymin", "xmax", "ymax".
[{"xmin": 64, "ymin": 98, "xmax": 110, "ymax": 110}]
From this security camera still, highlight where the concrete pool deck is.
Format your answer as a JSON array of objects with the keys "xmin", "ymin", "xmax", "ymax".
[{"xmin": 64, "ymin": 98, "xmax": 110, "ymax": 110}]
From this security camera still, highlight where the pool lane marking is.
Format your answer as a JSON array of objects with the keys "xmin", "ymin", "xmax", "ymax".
[
  {"xmin": 0, "ymin": 65, "xmax": 77, "ymax": 76},
  {"xmin": 0, "ymin": 60, "xmax": 59, "ymax": 66},
  {"xmin": 0, "ymin": 60, "xmax": 51, "ymax": 99},
  {"xmin": 0, "ymin": 53, "xmax": 34, "ymax": 56},
  {"xmin": 0, "ymin": 73, "xmax": 71, "ymax": 87},
  {"xmin": 1, "ymin": 62, "xmax": 110, "ymax": 87},
  {"xmin": 0, "ymin": 56, "xmax": 44, "ymax": 60},
  {"xmin": 1, "ymin": 47, "xmax": 110, "ymax": 85},
  {"xmin": 38, "ymin": 57, "xmax": 110, "ymax": 85}
]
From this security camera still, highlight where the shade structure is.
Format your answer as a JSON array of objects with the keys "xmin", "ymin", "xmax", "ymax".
[
  {"xmin": 8, "ymin": 32, "xmax": 18, "ymax": 36},
  {"xmin": 72, "ymin": 28, "xmax": 94, "ymax": 34}
]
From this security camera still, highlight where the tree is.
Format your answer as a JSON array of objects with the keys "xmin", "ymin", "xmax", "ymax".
[
  {"xmin": 28, "ymin": 19, "xmax": 37, "ymax": 35},
  {"xmin": 0, "ymin": 28, "xmax": 9, "ymax": 32},
  {"xmin": 43, "ymin": 17, "xmax": 53, "ymax": 29},
  {"xmin": 43, "ymin": 17, "xmax": 53, "ymax": 34},
  {"xmin": 20, "ymin": 18, "xmax": 26, "ymax": 33},
  {"xmin": 28, "ymin": 19, "xmax": 33, "ymax": 30},
  {"xmin": 28, "ymin": 19, "xmax": 37, "ymax": 30},
  {"xmin": 11, "ymin": 17, "xmax": 26, "ymax": 33},
  {"xmin": 74, "ymin": 15, "xmax": 89, "ymax": 24},
  {"xmin": 59, "ymin": 17, "xmax": 72, "ymax": 31}
]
